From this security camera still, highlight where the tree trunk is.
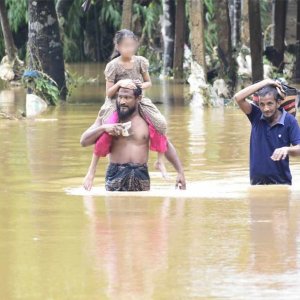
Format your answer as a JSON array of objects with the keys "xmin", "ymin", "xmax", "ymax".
[
  {"xmin": 232, "ymin": 0, "xmax": 241, "ymax": 48},
  {"xmin": 0, "ymin": 0, "xmax": 17, "ymax": 62},
  {"xmin": 241, "ymin": 0, "xmax": 250, "ymax": 47},
  {"xmin": 121, "ymin": 0, "xmax": 133, "ymax": 30},
  {"xmin": 189, "ymin": 0, "xmax": 206, "ymax": 77},
  {"xmin": 215, "ymin": 0, "xmax": 236, "ymax": 88},
  {"xmin": 94, "ymin": 4, "xmax": 100, "ymax": 61},
  {"xmin": 173, "ymin": 0, "xmax": 185, "ymax": 80},
  {"xmin": 28, "ymin": 0, "xmax": 67, "ymax": 100},
  {"xmin": 273, "ymin": 0, "xmax": 287, "ymax": 72},
  {"xmin": 293, "ymin": 0, "xmax": 300, "ymax": 83},
  {"xmin": 162, "ymin": 0, "xmax": 175, "ymax": 75},
  {"xmin": 248, "ymin": 0, "xmax": 263, "ymax": 83}
]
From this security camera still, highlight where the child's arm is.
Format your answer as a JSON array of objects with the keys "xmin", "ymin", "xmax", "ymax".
[
  {"xmin": 137, "ymin": 57, "xmax": 152, "ymax": 90},
  {"xmin": 140, "ymin": 71, "xmax": 152, "ymax": 90},
  {"xmin": 133, "ymin": 72, "xmax": 152, "ymax": 90},
  {"xmin": 106, "ymin": 81, "xmax": 120, "ymax": 98},
  {"xmin": 83, "ymin": 154, "xmax": 99, "ymax": 191}
]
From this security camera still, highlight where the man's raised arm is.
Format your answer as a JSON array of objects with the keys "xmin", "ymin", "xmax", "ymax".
[{"xmin": 233, "ymin": 78, "xmax": 280, "ymax": 115}]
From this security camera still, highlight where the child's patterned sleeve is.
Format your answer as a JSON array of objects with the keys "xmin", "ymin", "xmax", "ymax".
[
  {"xmin": 140, "ymin": 57, "xmax": 150, "ymax": 73},
  {"xmin": 104, "ymin": 62, "xmax": 116, "ymax": 82}
]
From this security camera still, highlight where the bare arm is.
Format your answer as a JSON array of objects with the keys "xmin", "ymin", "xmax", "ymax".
[
  {"xmin": 80, "ymin": 116, "xmax": 103, "ymax": 147},
  {"xmin": 233, "ymin": 78, "xmax": 280, "ymax": 115},
  {"xmin": 80, "ymin": 115, "xmax": 123, "ymax": 147},
  {"xmin": 165, "ymin": 141, "xmax": 186, "ymax": 189},
  {"xmin": 106, "ymin": 81, "xmax": 120, "ymax": 98},
  {"xmin": 271, "ymin": 145, "xmax": 300, "ymax": 161},
  {"xmin": 288, "ymin": 145, "xmax": 300, "ymax": 156},
  {"xmin": 141, "ymin": 71, "xmax": 152, "ymax": 90},
  {"xmin": 133, "ymin": 71, "xmax": 152, "ymax": 90}
]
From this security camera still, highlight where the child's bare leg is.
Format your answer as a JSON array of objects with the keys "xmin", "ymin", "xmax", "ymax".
[
  {"xmin": 154, "ymin": 152, "xmax": 168, "ymax": 179},
  {"xmin": 83, "ymin": 154, "xmax": 99, "ymax": 191}
]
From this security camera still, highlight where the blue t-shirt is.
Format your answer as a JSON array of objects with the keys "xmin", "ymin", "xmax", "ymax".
[{"xmin": 247, "ymin": 103, "xmax": 300, "ymax": 185}]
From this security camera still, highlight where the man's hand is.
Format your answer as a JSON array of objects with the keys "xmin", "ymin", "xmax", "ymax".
[
  {"xmin": 103, "ymin": 124, "xmax": 124, "ymax": 136},
  {"xmin": 175, "ymin": 173, "xmax": 186, "ymax": 190},
  {"xmin": 233, "ymin": 78, "xmax": 284, "ymax": 116},
  {"xmin": 265, "ymin": 78, "xmax": 280, "ymax": 87},
  {"xmin": 118, "ymin": 79, "xmax": 137, "ymax": 90},
  {"xmin": 271, "ymin": 147, "xmax": 289, "ymax": 161}
]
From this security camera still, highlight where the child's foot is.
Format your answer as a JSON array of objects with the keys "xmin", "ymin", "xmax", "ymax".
[
  {"xmin": 154, "ymin": 160, "xmax": 169, "ymax": 179},
  {"xmin": 83, "ymin": 172, "xmax": 95, "ymax": 191}
]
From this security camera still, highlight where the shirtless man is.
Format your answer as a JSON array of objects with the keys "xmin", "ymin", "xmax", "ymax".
[{"xmin": 80, "ymin": 86, "xmax": 186, "ymax": 191}]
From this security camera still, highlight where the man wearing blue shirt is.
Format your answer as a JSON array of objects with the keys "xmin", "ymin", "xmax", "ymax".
[{"xmin": 234, "ymin": 78, "xmax": 300, "ymax": 185}]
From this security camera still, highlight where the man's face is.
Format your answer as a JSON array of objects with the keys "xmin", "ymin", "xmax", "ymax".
[
  {"xmin": 258, "ymin": 94, "xmax": 280, "ymax": 122},
  {"xmin": 116, "ymin": 88, "xmax": 139, "ymax": 120}
]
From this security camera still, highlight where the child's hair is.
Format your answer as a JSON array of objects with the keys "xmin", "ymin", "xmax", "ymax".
[
  {"xmin": 110, "ymin": 29, "xmax": 138, "ymax": 60},
  {"xmin": 257, "ymin": 85, "xmax": 284, "ymax": 102}
]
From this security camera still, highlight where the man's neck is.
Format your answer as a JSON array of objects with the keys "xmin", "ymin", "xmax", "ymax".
[
  {"xmin": 119, "ymin": 110, "xmax": 139, "ymax": 123},
  {"xmin": 267, "ymin": 109, "xmax": 282, "ymax": 126}
]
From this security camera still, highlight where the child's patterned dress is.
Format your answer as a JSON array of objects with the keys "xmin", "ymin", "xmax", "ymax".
[{"xmin": 94, "ymin": 56, "xmax": 168, "ymax": 157}]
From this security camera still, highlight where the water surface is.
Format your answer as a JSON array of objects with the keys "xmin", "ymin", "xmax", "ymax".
[{"xmin": 1, "ymin": 63, "xmax": 300, "ymax": 299}]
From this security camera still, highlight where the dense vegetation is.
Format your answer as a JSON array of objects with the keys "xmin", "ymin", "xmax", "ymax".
[{"xmin": 1, "ymin": 0, "xmax": 299, "ymax": 103}]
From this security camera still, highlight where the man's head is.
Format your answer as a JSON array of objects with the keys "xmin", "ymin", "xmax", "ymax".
[
  {"xmin": 257, "ymin": 85, "xmax": 284, "ymax": 122},
  {"xmin": 116, "ymin": 86, "xmax": 142, "ymax": 120}
]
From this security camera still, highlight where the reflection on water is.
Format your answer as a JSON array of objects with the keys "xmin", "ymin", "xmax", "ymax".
[
  {"xmin": 0, "ymin": 86, "xmax": 25, "ymax": 115},
  {"xmin": 1, "ymin": 63, "xmax": 300, "ymax": 299}
]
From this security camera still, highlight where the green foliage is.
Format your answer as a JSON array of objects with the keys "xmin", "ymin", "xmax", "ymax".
[
  {"xmin": 61, "ymin": 0, "xmax": 163, "ymax": 65},
  {"xmin": 260, "ymin": 0, "xmax": 272, "ymax": 31},
  {"xmin": 100, "ymin": 0, "xmax": 122, "ymax": 29},
  {"xmin": 22, "ymin": 71, "xmax": 60, "ymax": 106},
  {"xmin": 62, "ymin": 0, "xmax": 121, "ymax": 62},
  {"xmin": 5, "ymin": 0, "xmax": 28, "ymax": 32},
  {"xmin": 0, "ymin": 0, "xmax": 27, "ymax": 58},
  {"xmin": 203, "ymin": 0, "xmax": 217, "ymax": 57},
  {"xmin": 138, "ymin": 45, "xmax": 162, "ymax": 73},
  {"xmin": 63, "ymin": 0, "xmax": 84, "ymax": 62},
  {"xmin": 133, "ymin": 0, "xmax": 162, "ymax": 40},
  {"xmin": 202, "ymin": 0, "xmax": 218, "ymax": 71},
  {"xmin": 134, "ymin": 0, "xmax": 163, "ymax": 74}
]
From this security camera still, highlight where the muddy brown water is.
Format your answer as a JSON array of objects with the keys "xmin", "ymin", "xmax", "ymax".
[{"xmin": 1, "ymin": 63, "xmax": 300, "ymax": 299}]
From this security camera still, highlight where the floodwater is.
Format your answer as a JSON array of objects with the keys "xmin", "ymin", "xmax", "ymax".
[{"xmin": 1, "ymin": 63, "xmax": 300, "ymax": 299}]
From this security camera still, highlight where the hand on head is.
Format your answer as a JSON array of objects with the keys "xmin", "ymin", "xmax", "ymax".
[
  {"xmin": 118, "ymin": 79, "xmax": 137, "ymax": 90},
  {"xmin": 267, "ymin": 79, "xmax": 286, "ymax": 98},
  {"xmin": 133, "ymin": 79, "xmax": 142, "ymax": 88}
]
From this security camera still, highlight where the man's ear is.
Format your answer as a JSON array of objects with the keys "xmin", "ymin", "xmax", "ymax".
[
  {"xmin": 137, "ymin": 95, "xmax": 142, "ymax": 102},
  {"xmin": 277, "ymin": 99, "xmax": 282, "ymax": 108}
]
